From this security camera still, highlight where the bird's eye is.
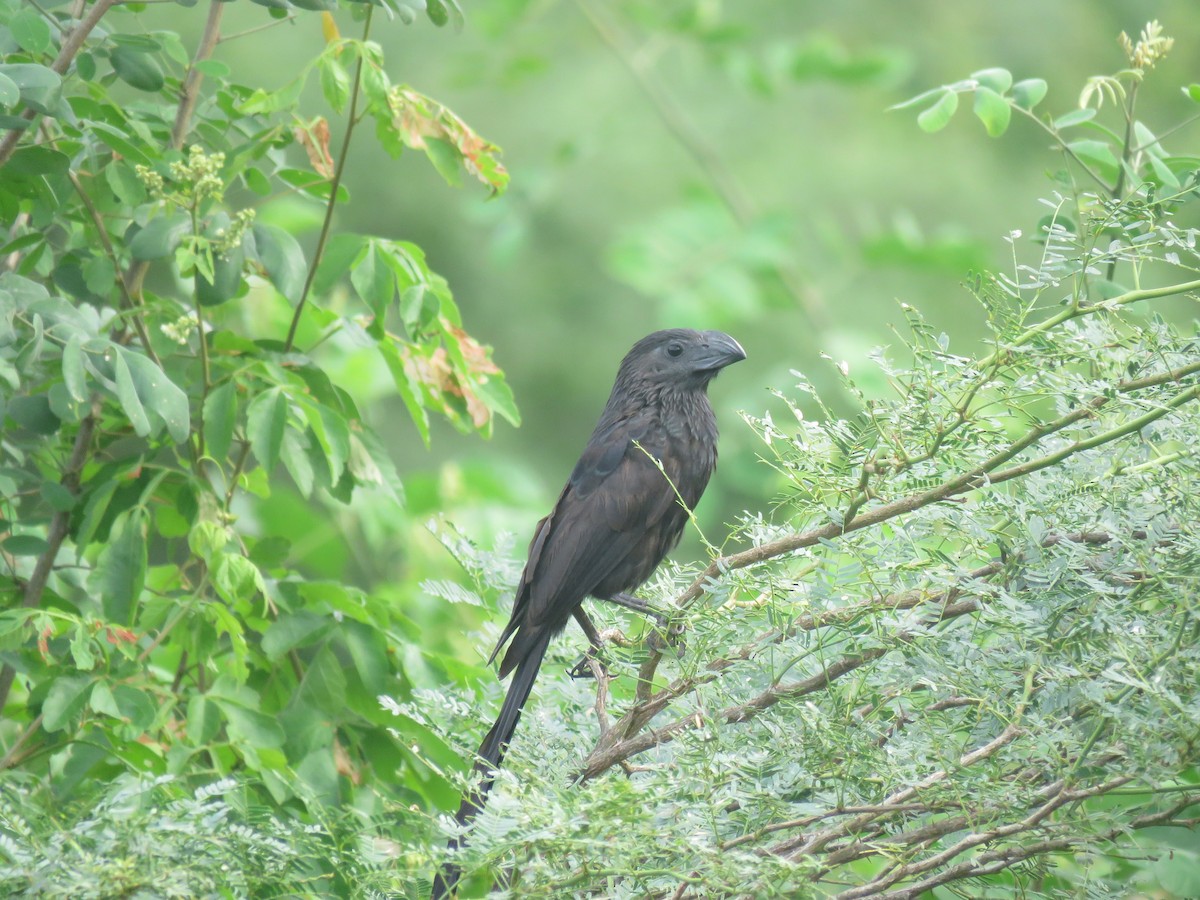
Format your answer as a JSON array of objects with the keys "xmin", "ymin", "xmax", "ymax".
[{"xmin": 667, "ymin": 342, "xmax": 683, "ymax": 357}]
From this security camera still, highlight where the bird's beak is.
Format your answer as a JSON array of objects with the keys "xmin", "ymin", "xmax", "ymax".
[{"xmin": 695, "ymin": 331, "xmax": 747, "ymax": 371}]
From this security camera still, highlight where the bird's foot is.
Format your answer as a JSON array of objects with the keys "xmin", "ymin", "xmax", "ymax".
[
  {"xmin": 646, "ymin": 615, "xmax": 687, "ymax": 659},
  {"xmin": 566, "ymin": 646, "xmax": 608, "ymax": 680},
  {"xmin": 606, "ymin": 592, "xmax": 687, "ymax": 659}
]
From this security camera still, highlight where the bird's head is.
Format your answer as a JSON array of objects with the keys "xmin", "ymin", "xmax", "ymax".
[{"xmin": 616, "ymin": 329, "xmax": 747, "ymax": 393}]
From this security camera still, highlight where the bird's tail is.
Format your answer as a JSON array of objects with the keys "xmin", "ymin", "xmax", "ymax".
[{"xmin": 431, "ymin": 632, "xmax": 551, "ymax": 899}]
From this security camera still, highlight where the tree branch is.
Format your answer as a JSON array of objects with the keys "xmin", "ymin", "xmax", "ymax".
[{"xmin": 579, "ymin": 527, "xmax": 1163, "ymax": 780}]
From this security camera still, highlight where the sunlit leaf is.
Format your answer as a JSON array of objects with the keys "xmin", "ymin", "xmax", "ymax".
[
  {"xmin": 916, "ymin": 90, "xmax": 958, "ymax": 133},
  {"xmin": 1011, "ymin": 78, "xmax": 1048, "ymax": 110},
  {"xmin": 247, "ymin": 386, "xmax": 288, "ymax": 472},
  {"xmin": 970, "ymin": 67, "xmax": 1013, "ymax": 94},
  {"xmin": 972, "ymin": 86, "xmax": 1011, "ymax": 136}
]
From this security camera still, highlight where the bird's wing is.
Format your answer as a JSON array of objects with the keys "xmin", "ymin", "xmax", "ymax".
[{"xmin": 490, "ymin": 414, "xmax": 681, "ymax": 671}]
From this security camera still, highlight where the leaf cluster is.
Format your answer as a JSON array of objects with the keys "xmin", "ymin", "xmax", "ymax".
[{"xmin": 0, "ymin": 1, "xmax": 511, "ymax": 894}]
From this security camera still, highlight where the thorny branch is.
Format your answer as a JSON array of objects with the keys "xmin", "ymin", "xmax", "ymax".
[{"xmin": 624, "ymin": 353, "xmax": 1200, "ymax": 718}]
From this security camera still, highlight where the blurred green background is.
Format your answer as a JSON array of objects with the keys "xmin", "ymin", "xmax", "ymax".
[{"xmin": 143, "ymin": 0, "xmax": 1200, "ymax": 619}]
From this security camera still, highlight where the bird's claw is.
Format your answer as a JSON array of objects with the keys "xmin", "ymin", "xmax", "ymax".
[
  {"xmin": 646, "ymin": 617, "xmax": 687, "ymax": 658},
  {"xmin": 567, "ymin": 648, "xmax": 608, "ymax": 680}
]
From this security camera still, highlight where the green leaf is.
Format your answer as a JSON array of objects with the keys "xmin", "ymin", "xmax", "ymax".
[
  {"xmin": 193, "ymin": 59, "xmax": 230, "ymax": 79},
  {"xmin": 250, "ymin": 222, "xmax": 307, "ymax": 302},
  {"xmin": 276, "ymin": 167, "xmax": 350, "ymax": 203},
  {"xmin": 87, "ymin": 120, "xmax": 152, "ymax": 166},
  {"xmin": 91, "ymin": 507, "xmax": 148, "ymax": 624},
  {"xmin": 422, "ymin": 137, "xmax": 464, "ymax": 187},
  {"xmin": 378, "ymin": 340, "xmax": 430, "ymax": 446},
  {"xmin": 73, "ymin": 476, "xmax": 120, "ymax": 556},
  {"xmin": 113, "ymin": 350, "xmax": 151, "ymax": 436},
  {"xmin": 110, "ymin": 47, "xmax": 165, "ymax": 92},
  {"xmin": 318, "ymin": 54, "xmax": 351, "ymax": 114},
  {"xmin": 972, "ymin": 87, "xmax": 1011, "ymax": 137},
  {"xmin": 11, "ymin": 8, "xmax": 53, "ymax": 54},
  {"xmin": 916, "ymin": 90, "xmax": 958, "ymax": 133},
  {"xmin": 196, "ymin": 242, "xmax": 245, "ymax": 307},
  {"xmin": 971, "ymin": 67, "xmax": 1012, "ymax": 94},
  {"xmin": 262, "ymin": 611, "xmax": 333, "ymax": 659},
  {"xmin": 40, "ymin": 480, "xmax": 77, "ymax": 513},
  {"xmin": 239, "ymin": 78, "xmax": 305, "ymax": 115},
  {"xmin": 116, "ymin": 346, "xmax": 191, "ymax": 442},
  {"xmin": 1011, "ymin": 78, "xmax": 1048, "ymax": 111},
  {"xmin": 93, "ymin": 683, "xmax": 156, "ymax": 730},
  {"xmin": 1186, "ymin": 84, "xmax": 1200, "ymax": 104},
  {"xmin": 296, "ymin": 644, "xmax": 347, "ymax": 714},
  {"xmin": 246, "ymin": 386, "xmax": 288, "ymax": 472},
  {"xmin": 313, "ymin": 232, "xmax": 363, "ymax": 296},
  {"xmin": 1155, "ymin": 849, "xmax": 1200, "ymax": 896},
  {"xmin": 1067, "ymin": 139, "xmax": 1120, "ymax": 172},
  {"xmin": 83, "ymin": 254, "xmax": 116, "ymax": 297},
  {"xmin": 280, "ymin": 428, "xmax": 314, "ymax": 497},
  {"xmin": 426, "ymin": 0, "xmax": 465, "ymax": 28},
  {"xmin": 1148, "ymin": 153, "xmax": 1181, "ymax": 188},
  {"xmin": 211, "ymin": 553, "xmax": 266, "ymax": 606},
  {"xmin": 2, "ymin": 534, "xmax": 50, "ymax": 556},
  {"xmin": 243, "ymin": 166, "xmax": 272, "ymax": 196},
  {"xmin": 351, "ymin": 241, "xmax": 394, "ymax": 316},
  {"xmin": 1053, "ymin": 107, "xmax": 1096, "ymax": 130},
  {"xmin": 472, "ymin": 371, "xmax": 521, "ymax": 428},
  {"xmin": 129, "ymin": 213, "xmax": 191, "ymax": 260},
  {"xmin": 187, "ymin": 695, "xmax": 221, "ymax": 744},
  {"xmin": 214, "ymin": 698, "xmax": 285, "ymax": 748},
  {"xmin": 342, "ymin": 621, "xmax": 388, "ymax": 694},
  {"xmin": 0, "ymin": 72, "xmax": 18, "ymax": 108},
  {"xmin": 43, "ymin": 676, "xmax": 94, "ymax": 732},
  {"xmin": 8, "ymin": 394, "xmax": 59, "ymax": 434},
  {"xmin": 305, "ymin": 402, "xmax": 351, "ymax": 482},
  {"xmin": 61, "ymin": 334, "xmax": 88, "ymax": 402},
  {"xmin": 70, "ymin": 625, "xmax": 96, "ymax": 670},
  {"xmin": 76, "ymin": 52, "xmax": 96, "ymax": 82},
  {"xmin": 188, "ymin": 520, "xmax": 229, "ymax": 562},
  {"xmin": 203, "ymin": 380, "xmax": 237, "ymax": 463},
  {"xmin": 0, "ymin": 63, "xmax": 63, "ymax": 114}
]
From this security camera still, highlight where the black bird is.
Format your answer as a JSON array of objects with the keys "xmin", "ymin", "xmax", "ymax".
[{"xmin": 432, "ymin": 329, "xmax": 745, "ymax": 897}]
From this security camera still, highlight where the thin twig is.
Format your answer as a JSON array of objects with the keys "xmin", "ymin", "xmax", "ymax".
[
  {"xmin": 283, "ymin": 8, "xmax": 374, "ymax": 352},
  {"xmin": 171, "ymin": 0, "xmax": 225, "ymax": 151}
]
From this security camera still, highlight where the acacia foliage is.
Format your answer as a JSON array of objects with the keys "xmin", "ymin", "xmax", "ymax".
[{"xmin": 417, "ymin": 23, "xmax": 1200, "ymax": 898}]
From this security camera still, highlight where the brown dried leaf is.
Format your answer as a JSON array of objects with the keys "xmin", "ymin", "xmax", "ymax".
[{"xmin": 293, "ymin": 118, "xmax": 335, "ymax": 179}]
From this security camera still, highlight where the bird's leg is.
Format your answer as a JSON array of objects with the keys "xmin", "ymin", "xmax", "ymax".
[
  {"xmin": 567, "ymin": 608, "xmax": 608, "ymax": 679},
  {"xmin": 607, "ymin": 592, "xmax": 687, "ymax": 657}
]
